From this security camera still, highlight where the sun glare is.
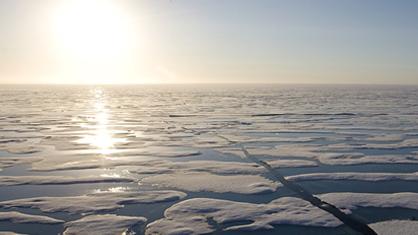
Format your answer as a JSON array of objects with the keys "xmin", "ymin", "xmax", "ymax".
[
  {"xmin": 76, "ymin": 89, "xmax": 126, "ymax": 155},
  {"xmin": 50, "ymin": 0, "xmax": 138, "ymax": 83}
]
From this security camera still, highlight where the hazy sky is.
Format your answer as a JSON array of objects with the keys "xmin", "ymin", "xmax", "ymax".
[{"xmin": 1, "ymin": 0, "xmax": 417, "ymax": 84}]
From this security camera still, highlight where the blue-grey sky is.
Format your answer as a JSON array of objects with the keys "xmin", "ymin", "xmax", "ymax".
[{"xmin": 1, "ymin": 0, "xmax": 417, "ymax": 84}]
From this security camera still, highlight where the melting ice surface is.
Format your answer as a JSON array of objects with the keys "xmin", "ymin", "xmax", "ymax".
[{"xmin": 1, "ymin": 84, "xmax": 418, "ymax": 235}]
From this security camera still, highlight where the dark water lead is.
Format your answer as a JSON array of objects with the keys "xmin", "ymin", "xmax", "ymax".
[{"xmin": 240, "ymin": 145, "xmax": 378, "ymax": 235}]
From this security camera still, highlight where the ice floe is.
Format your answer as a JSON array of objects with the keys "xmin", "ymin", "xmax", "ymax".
[
  {"xmin": 369, "ymin": 220, "xmax": 418, "ymax": 235},
  {"xmin": 217, "ymin": 148, "xmax": 318, "ymax": 167},
  {"xmin": 30, "ymin": 156, "xmax": 157, "ymax": 171},
  {"xmin": 63, "ymin": 214, "xmax": 146, "ymax": 235},
  {"xmin": 113, "ymin": 146, "xmax": 201, "ymax": 158},
  {"xmin": 318, "ymin": 153, "xmax": 418, "ymax": 165},
  {"xmin": 129, "ymin": 160, "xmax": 264, "ymax": 175},
  {"xmin": 0, "ymin": 175, "xmax": 135, "ymax": 186},
  {"xmin": 145, "ymin": 197, "xmax": 340, "ymax": 234},
  {"xmin": 0, "ymin": 157, "xmax": 40, "ymax": 171},
  {"xmin": 141, "ymin": 172, "xmax": 280, "ymax": 194},
  {"xmin": 0, "ymin": 140, "xmax": 43, "ymax": 155},
  {"xmin": 319, "ymin": 192, "xmax": 418, "ymax": 212},
  {"xmin": 0, "ymin": 232, "xmax": 27, "ymax": 235},
  {"xmin": 267, "ymin": 159, "xmax": 318, "ymax": 168},
  {"xmin": 355, "ymin": 139, "xmax": 418, "ymax": 150},
  {"xmin": 146, "ymin": 192, "xmax": 418, "ymax": 234},
  {"xmin": 242, "ymin": 145, "xmax": 418, "ymax": 166},
  {"xmin": 31, "ymin": 156, "xmax": 315, "ymax": 177},
  {"xmin": 217, "ymin": 134, "xmax": 316, "ymax": 144},
  {"xmin": 287, "ymin": 172, "xmax": 418, "ymax": 182},
  {"xmin": 246, "ymin": 145, "xmax": 319, "ymax": 159},
  {"xmin": 366, "ymin": 134, "xmax": 405, "ymax": 142},
  {"xmin": 0, "ymin": 191, "xmax": 186, "ymax": 214},
  {"xmin": 0, "ymin": 211, "xmax": 63, "ymax": 224},
  {"xmin": 29, "ymin": 149, "xmax": 200, "ymax": 172}
]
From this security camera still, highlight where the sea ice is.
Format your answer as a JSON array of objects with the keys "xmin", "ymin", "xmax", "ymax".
[
  {"xmin": 30, "ymin": 148, "xmax": 200, "ymax": 172},
  {"xmin": 0, "ymin": 175, "xmax": 135, "ymax": 186},
  {"xmin": 0, "ymin": 157, "xmax": 40, "ymax": 171},
  {"xmin": 0, "ymin": 232, "xmax": 28, "ymax": 235},
  {"xmin": 366, "ymin": 134, "xmax": 405, "ymax": 142},
  {"xmin": 369, "ymin": 220, "xmax": 418, "ymax": 235},
  {"xmin": 30, "ymin": 156, "xmax": 158, "ymax": 171},
  {"xmin": 356, "ymin": 139, "xmax": 418, "ymax": 150},
  {"xmin": 63, "ymin": 214, "xmax": 146, "ymax": 235},
  {"xmin": 267, "ymin": 159, "xmax": 318, "ymax": 168},
  {"xmin": 217, "ymin": 148, "xmax": 318, "ymax": 168},
  {"xmin": 288, "ymin": 172, "xmax": 418, "ymax": 182},
  {"xmin": 129, "ymin": 160, "xmax": 264, "ymax": 175},
  {"xmin": 146, "ymin": 192, "xmax": 418, "ymax": 234},
  {"xmin": 246, "ymin": 145, "xmax": 319, "ymax": 159},
  {"xmin": 145, "ymin": 197, "xmax": 340, "ymax": 235},
  {"xmin": 0, "ymin": 191, "xmax": 186, "ymax": 214},
  {"xmin": 0, "ymin": 144, "xmax": 42, "ymax": 154},
  {"xmin": 319, "ymin": 192, "xmax": 418, "ymax": 212},
  {"xmin": 0, "ymin": 211, "xmax": 63, "ymax": 224},
  {"xmin": 318, "ymin": 153, "xmax": 418, "ymax": 165},
  {"xmin": 141, "ymin": 172, "xmax": 280, "ymax": 194}
]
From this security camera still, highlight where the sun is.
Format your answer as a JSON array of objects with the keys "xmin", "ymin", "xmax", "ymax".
[
  {"xmin": 49, "ymin": 0, "xmax": 139, "ymax": 83},
  {"xmin": 51, "ymin": 0, "xmax": 135, "ymax": 59}
]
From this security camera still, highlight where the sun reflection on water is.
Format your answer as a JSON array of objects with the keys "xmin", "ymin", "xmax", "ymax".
[
  {"xmin": 76, "ymin": 88, "xmax": 126, "ymax": 155},
  {"xmin": 93, "ymin": 187, "xmax": 130, "ymax": 193}
]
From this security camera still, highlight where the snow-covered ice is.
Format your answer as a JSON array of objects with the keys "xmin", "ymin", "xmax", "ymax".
[
  {"xmin": 63, "ymin": 214, "xmax": 146, "ymax": 235},
  {"xmin": 288, "ymin": 172, "xmax": 418, "ymax": 182},
  {"xmin": 0, "ymin": 175, "xmax": 135, "ymax": 186},
  {"xmin": 0, "ymin": 191, "xmax": 186, "ymax": 214},
  {"xmin": 141, "ymin": 172, "xmax": 280, "ymax": 194},
  {"xmin": 319, "ymin": 192, "xmax": 418, "ymax": 212},
  {"xmin": 146, "ymin": 192, "xmax": 418, "ymax": 234},
  {"xmin": 370, "ymin": 220, "xmax": 418, "ymax": 235},
  {"xmin": 0, "ymin": 211, "xmax": 63, "ymax": 224},
  {"xmin": 146, "ymin": 197, "xmax": 340, "ymax": 234},
  {"xmin": 1, "ymin": 85, "xmax": 418, "ymax": 234}
]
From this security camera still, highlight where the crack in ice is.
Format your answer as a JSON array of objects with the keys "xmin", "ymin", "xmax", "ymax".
[
  {"xmin": 216, "ymin": 132, "xmax": 378, "ymax": 235},
  {"xmin": 239, "ymin": 144, "xmax": 378, "ymax": 235}
]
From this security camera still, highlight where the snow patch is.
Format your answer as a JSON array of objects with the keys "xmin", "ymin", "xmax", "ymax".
[
  {"xmin": 147, "ymin": 192, "xmax": 418, "ymax": 234},
  {"xmin": 0, "ymin": 211, "xmax": 63, "ymax": 224},
  {"xmin": 145, "ymin": 197, "xmax": 340, "ymax": 235},
  {"xmin": 319, "ymin": 192, "xmax": 418, "ymax": 212},
  {"xmin": 0, "ymin": 175, "xmax": 135, "ymax": 186},
  {"xmin": 370, "ymin": 220, "xmax": 418, "ymax": 235},
  {"xmin": 267, "ymin": 159, "xmax": 318, "ymax": 168},
  {"xmin": 0, "ymin": 191, "xmax": 186, "ymax": 214},
  {"xmin": 141, "ymin": 172, "xmax": 280, "ymax": 194},
  {"xmin": 288, "ymin": 172, "xmax": 418, "ymax": 182},
  {"xmin": 0, "ymin": 157, "xmax": 40, "ymax": 171},
  {"xmin": 64, "ymin": 214, "xmax": 146, "ymax": 235},
  {"xmin": 318, "ymin": 153, "xmax": 418, "ymax": 165},
  {"xmin": 129, "ymin": 160, "xmax": 264, "ymax": 175},
  {"xmin": 0, "ymin": 232, "xmax": 28, "ymax": 235},
  {"xmin": 357, "ymin": 139, "xmax": 418, "ymax": 150}
]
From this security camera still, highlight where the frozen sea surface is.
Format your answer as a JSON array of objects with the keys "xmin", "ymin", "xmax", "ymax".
[{"xmin": 1, "ymin": 84, "xmax": 418, "ymax": 235}]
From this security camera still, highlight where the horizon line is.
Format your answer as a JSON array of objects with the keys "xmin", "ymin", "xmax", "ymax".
[{"xmin": 0, "ymin": 82, "xmax": 418, "ymax": 86}]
